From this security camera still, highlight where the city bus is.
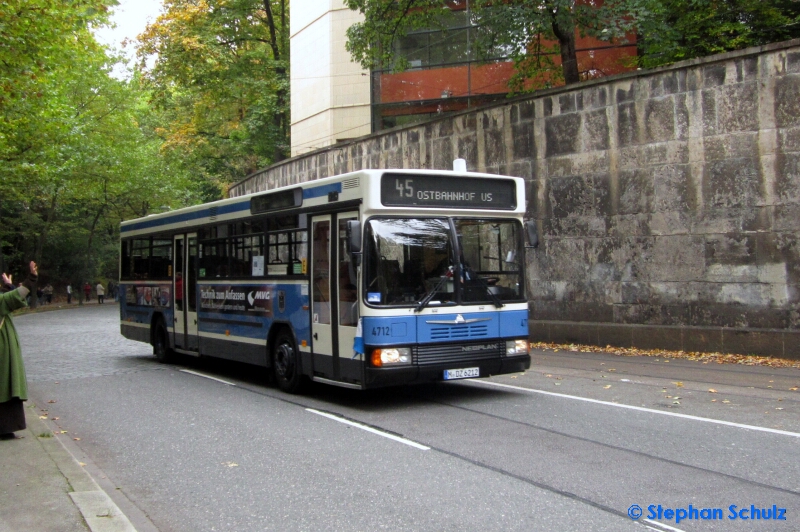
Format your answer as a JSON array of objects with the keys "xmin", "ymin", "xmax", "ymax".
[{"xmin": 119, "ymin": 166, "xmax": 533, "ymax": 393}]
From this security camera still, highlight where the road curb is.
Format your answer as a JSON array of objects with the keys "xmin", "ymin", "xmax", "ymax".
[{"xmin": 25, "ymin": 406, "xmax": 138, "ymax": 532}]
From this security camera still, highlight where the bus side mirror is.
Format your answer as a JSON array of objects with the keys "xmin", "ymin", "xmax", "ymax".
[
  {"xmin": 525, "ymin": 220, "xmax": 539, "ymax": 249},
  {"xmin": 346, "ymin": 220, "xmax": 362, "ymax": 258}
]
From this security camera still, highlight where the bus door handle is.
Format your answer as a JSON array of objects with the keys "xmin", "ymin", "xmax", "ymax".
[{"xmin": 313, "ymin": 333, "xmax": 318, "ymax": 340}]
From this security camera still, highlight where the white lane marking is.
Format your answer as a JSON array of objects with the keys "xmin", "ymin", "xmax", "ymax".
[
  {"xmin": 473, "ymin": 380, "xmax": 800, "ymax": 438},
  {"xmin": 643, "ymin": 518, "xmax": 687, "ymax": 532},
  {"xmin": 179, "ymin": 369, "xmax": 235, "ymax": 386},
  {"xmin": 306, "ymin": 408, "xmax": 430, "ymax": 450}
]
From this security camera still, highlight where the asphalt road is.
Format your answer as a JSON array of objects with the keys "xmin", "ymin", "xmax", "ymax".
[{"xmin": 15, "ymin": 304, "xmax": 800, "ymax": 532}]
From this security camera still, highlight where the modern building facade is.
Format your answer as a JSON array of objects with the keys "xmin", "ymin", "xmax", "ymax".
[
  {"xmin": 290, "ymin": 0, "xmax": 371, "ymax": 157},
  {"xmin": 290, "ymin": 0, "xmax": 637, "ymax": 155}
]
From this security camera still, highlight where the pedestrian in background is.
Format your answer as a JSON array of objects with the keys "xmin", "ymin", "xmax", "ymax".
[
  {"xmin": 66, "ymin": 284, "xmax": 72, "ymax": 304},
  {"xmin": 83, "ymin": 282, "xmax": 91, "ymax": 302},
  {"xmin": 0, "ymin": 261, "xmax": 37, "ymax": 439},
  {"xmin": 96, "ymin": 282, "xmax": 105, "ymax": 304},
  {"xmin": 43, "ymin": 283, "xmax": 53, "ymax": 304}
]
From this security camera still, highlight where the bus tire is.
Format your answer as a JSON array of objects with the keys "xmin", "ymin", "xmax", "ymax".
[
  {"xmin": 153, "ymin": 320, "xmax": 173, "ymax": 364},
  {"xmin": 272, "ymin": 329, "xmax": 305, "ymax": 393}
]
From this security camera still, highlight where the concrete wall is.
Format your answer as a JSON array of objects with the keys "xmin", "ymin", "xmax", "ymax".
[{"xmin": 231, "ymin": 40, "xmax": 800, "ymax": 359}]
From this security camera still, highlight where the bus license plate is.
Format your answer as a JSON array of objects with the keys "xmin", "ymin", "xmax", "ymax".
[{"xmin": 443, "ymin": 367, "xmax": 480, "ymax": 380}]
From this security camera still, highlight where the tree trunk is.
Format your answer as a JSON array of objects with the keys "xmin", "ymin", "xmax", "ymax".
[{"xmin": 551, "ymin": 17, "xmax": 580, "ymax": 85}]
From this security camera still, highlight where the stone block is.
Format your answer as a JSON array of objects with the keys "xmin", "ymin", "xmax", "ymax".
[
  {"xmin": 596, "ymin": 323, "xmax": 632, "ymax": 348},
  {"xmin": 483, "ymin": 127, "xmax": 506, "ymax": 168},
  {"xmin": 546, "ymin": 174, "xmax": 597, "ymax": 217},
  {"xmin": 718, "ymin": 83, "xmax": 759, "ymax": 133},
  {"xmin": 651, "ymin": 234, "xmax": 706, "ymax": 282},
  {"xmin": 649, "ymin": 211, "xmax": 692, "ymax": 235},
  {"xmin": 775, "ymin": 152, "xmax": 800, "ymax": 203},
  {"xmin": 549, "ymin": 321, "xmax": 598, "ymax": 345},
  {"xmin": 773, "ymin": 204, "xmax": 800, "ymax": 232},
  {"xmin": 545, "ymin": 113, "xmax": 582, "ymax": 156},
  {"xmin": 631, "ymin": 325, "xmax": 685, "ymax": 350},
  {"xmin": 703, "ymin": 63, "xmax": 727, "ymax": 88},
  {"xmin": 511, "ymin": 122, "xmax": 534, "ymax": 160},
  {"xmin": 778, "ymin": 126, "xmax": 800, "ymax": 151},
  {"xmin": 702, "ymin": 90, "xmax": 717, "ymax": 136},
  {"xmin": 645, "ymin": 97, "xmax": 676, "ymax": 143},
  {"xmin": 703, "ymin": 158, "xmax": 762, "ymax": 208},
  {"xmin": 529, "ymin": 320, "xmax": 550, "ymax": 342},
  {"xmin": 619, "ymin": 169, "xmax": 654, "ymax": 215},
  {"xmin": 617, "ymin": 102, "xmax": 638, "ymax": 147},
  {"xmin": 774, "ymin": 75, "xmax": 800, "ymax": 128},
  {"xmin": 704, "ymin": 233, "xmax": 757, "ymax": 266},
  {"xmin": 431, "ymin": 137, "xmax": 453, "ymax": 169},
  {"xmin": 783, "ymin": 331, "xmax": 800, "ymax": 359},
  {"xmin": 559, "ymin": 93, "xmax": 578, "ymax": 113},
  {"xmin": 584, "ymin": 109, "xmax": 610, "ymax": 151},
  {"xmin": 734, "ymin": 57, "xmax": 758, "ymax": 82},
  {"xmin": 583, "ymin": 86, "xmax": 608, "ymax": 109},
  {"xmin": 722, "ymin": 328, "xmax": 785, "ymax": 356},
  {"xmin": 653, "ymin": 164, "xmax": 692, "ymax": 212},
  {"xmin": 609, "ymin": 213, "xmax": 651, "ymax": 237},
  {"xmin": 511, "ymin": 100, "xmax": 535, "ymax": 123},
  {"xmin": 788, "ymin": 52, "xmax": 800, "ymax": 74},
  {"xmin": 682, "ymin": 327, "xmax": 724, "ymax": 353}
]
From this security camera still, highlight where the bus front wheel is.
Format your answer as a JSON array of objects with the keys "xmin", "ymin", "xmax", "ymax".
[
  {"xmin": 153, "ymin": 321, "xmax": 174, "ymax": 363},
  {"xmin": 272, "ymin": 329, "xmax": 305, "ymax": 393}
]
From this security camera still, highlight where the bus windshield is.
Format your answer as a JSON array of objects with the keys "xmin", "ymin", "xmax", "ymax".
[{"xmin": 363, "ymin": 218, "xmax": 524, "ymax": 307}]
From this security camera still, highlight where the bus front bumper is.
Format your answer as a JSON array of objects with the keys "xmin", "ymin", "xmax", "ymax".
[{"xmin": 363, "ymin": 355, "xmax": 530, "ymax": 388}]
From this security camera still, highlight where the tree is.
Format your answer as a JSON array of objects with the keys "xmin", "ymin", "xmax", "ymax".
[
  {"xmin": 635, "ymin": 0, "xmax": 800, "ymax": 68},
  {"xmin": 345, "ymin": 0, "xmax": 652, "ymax": 90},
  {"xmin": 137, "ymin": 0, "xmax": 290, "ymax": 190},
  {"xmin": 1, "ymin": 0, "xmax": 203, "ymax": 290}
]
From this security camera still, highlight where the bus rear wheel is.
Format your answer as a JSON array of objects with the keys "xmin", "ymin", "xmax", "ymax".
[
  {"xmin": 272, "ymin": 329, "xmax": 305, "ymax": 393},
  {"xmin": 153, "ymin": 321, "xmax": 174, "ymax": 364}
]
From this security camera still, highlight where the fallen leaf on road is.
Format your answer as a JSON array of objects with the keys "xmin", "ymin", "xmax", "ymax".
[
  {"xmin": 530, "ymin": 342, "xmax": 800, "ymax": 368},
  {"xmin": 776, "ymin": 407, "xmax": 784, "ymax": 411},
  {"xmin": 722, "ymin": 400, "xmax": 731, "ymax": 404},
  {"xmin": 604, "ymin": 385, "xmax": 612, "ymax": 389},
  {"xmin": 791, "ymin": 387, "xmax": 798, "ymax": 391},
  {"xmin": 673, "ymin": 401, "xmax": 680, "ymax": 405},
  {"xmin": 73, "ymin": 438, "xmax": 81, "ymax": 441},
  {"xmin": 79, "ymin": 462, "xmax": 86, "ymax": 467},
  {"xmin": 708, "ymin": 389, "xmax": 718, "ymax": 393},
  {"xmin": 50, "ymin": 417, "xmax": 59, "ymax": 420},
  {"xmin": 223, "ymin": 462, "xmax": 239, "ymax": 467},
  {"xmin": 47, "ymin": 400, "xmax": 57, "ymax": 403},
  {"xmin": 39, "ymin": 415, "xmax": 47, "ymax": 419},
  {"xmin": 672, "ymin": 382, "xmax": 684, "ymax": 388}
]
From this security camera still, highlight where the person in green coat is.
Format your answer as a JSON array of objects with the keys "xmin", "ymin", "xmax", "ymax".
[{"xmin": 0, "ymin": 261, "xmax": 37, "ymax": 439}]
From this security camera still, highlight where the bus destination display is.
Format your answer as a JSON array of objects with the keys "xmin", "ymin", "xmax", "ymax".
[{"xmin": 380, "ymin": 173, "xmax": 516, "ymax": 210}]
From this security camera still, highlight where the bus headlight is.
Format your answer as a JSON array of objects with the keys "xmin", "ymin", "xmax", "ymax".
[
  {"xmin": 506, "ymin": 339, "xmax": 529, "ymax": 356},
  {"xmin": 371, "ymin": 347, "xmax": 411, "ymax": 367}
]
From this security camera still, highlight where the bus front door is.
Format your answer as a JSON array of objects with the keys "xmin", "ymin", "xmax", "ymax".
[
  {"xmin": 173, "ymin": 233, "xmax": 199, "ymax": 352},
  {"xmin": 311, "ymin": 213, "xmax": 360, "ymax": 384}
]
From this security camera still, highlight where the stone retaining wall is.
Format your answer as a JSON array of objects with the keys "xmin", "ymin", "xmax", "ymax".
[{"xmin": 230, "ymin": 40, "xmax": 800, "ymax": 359}]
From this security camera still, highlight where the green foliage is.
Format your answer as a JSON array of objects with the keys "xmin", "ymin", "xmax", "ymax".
[
  {"xmin": 137, "ymin": 0, "xmax": 290, "ymax": 191},
  {"xmin": 636, "ymin": 0, "xmax": 800, "ymax": 68},
  {"xmin": 0, "ymin": 0, "xmax": 204, "ymax": 288}
]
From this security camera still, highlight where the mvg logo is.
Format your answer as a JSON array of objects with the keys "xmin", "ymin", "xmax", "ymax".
[{"xmin": 247, "ymin": 290, "xmax": 271, "ymax": 306}]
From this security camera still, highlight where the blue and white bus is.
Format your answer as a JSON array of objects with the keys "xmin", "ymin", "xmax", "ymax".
[{"xmin": 119, "ymin": 167, "xmax": 533, "ymax": 392}]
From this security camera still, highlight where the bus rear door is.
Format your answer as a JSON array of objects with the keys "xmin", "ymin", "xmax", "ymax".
[{"xmin": 173, "ymin": 233, "xmax": 199, "ymax": 352}]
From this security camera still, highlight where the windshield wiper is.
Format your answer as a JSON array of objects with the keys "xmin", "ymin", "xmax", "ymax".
[
  {"xmin": 415, "ymin": 272, "xmax": 451, "ymax": 312},
  {"xmin": 475, "ymin": 275, "xmax": 504, "ymax": 308}
]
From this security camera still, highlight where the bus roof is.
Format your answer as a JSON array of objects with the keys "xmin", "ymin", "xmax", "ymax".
[{"xmin": 121, "ymin": 168, "xmax": 525, "ymax": 236}]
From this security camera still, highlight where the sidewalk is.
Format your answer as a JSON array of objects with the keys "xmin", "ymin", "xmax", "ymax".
[{"xmin": 0, "ymin": 403, "xmax": 137, "ymax": 532}]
